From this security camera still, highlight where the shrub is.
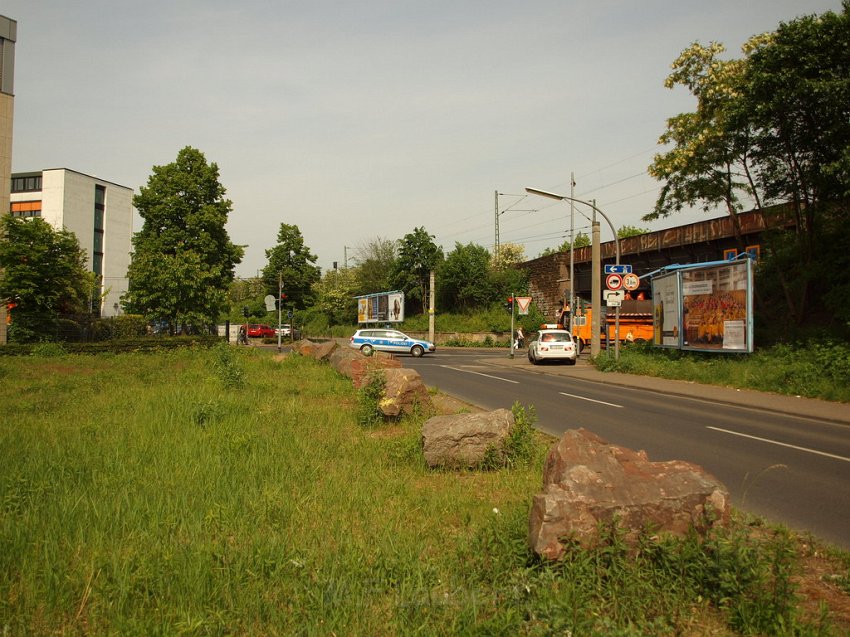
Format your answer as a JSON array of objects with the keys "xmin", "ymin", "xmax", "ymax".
[{"xmin": 357, "ymin": 370, "xmax": 386, "ymax": 427}]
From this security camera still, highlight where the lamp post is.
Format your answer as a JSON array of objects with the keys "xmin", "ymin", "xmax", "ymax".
[{"xmin": 525, "ymin": 187, "xmax": 621, "ymax": 360}]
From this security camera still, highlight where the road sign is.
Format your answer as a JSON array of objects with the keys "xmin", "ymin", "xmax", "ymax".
[
  {"xmin": 604, "ymin": 290, "xmax": 625, "ymax": 306},
  {"xmin": 605, "ymin": 264, "xmax": 632, "ymax": 275},
  {"xmin": 622, "ymin": 273, "xmax": 640, "ymax": 291},
  {"xmin": 605, "ymin": 273, "xmax": 624, "ymax": 290},
  {"xmin": 515, "ymin": 296, "xmax": 532, "ymax": 315}
]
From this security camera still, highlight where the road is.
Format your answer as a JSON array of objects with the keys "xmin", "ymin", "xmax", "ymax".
[{"xmin": 403, "ymin": 348, "xmax": 850, "ymax": 550}]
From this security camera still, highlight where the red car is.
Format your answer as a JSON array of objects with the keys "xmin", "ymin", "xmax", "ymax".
[{"xmin": 246, "ymin": 324, "xmax": 275, "ymax": 338}]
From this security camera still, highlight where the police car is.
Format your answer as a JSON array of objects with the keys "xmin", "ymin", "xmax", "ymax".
[{"xmin": 349, "ymin": 328, "xmax": 436, "ymax": 357}]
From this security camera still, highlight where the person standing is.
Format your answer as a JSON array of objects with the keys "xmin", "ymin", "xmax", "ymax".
[{"xmin": 516, "ymin": 326, "xmax": 525, "ymax": 349}]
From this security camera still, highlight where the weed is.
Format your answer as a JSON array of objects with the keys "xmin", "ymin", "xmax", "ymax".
[
  {"xmin": 357, "ymin": 370, "xmax": 386, "ymax": 427},
  {"xmin": 30, "ymin": 342, "xmax": 67, "ymax": 357},
  {"xmin": 210, "ymin": 342, "xmax": 245, "ymax": 388}
]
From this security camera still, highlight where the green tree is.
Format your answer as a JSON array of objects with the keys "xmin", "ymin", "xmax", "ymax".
[
  {"xmin": 538, "ymin": 232, "xmax": 591, "ymax": 257},
  {"xmin": 312, "ymin": 267, "xmax": 359, "ymax": 325},
  {"xmin": 439, "ymin": 242, "xmax": 494, "ymax": 312},
  {"xmin": 125, "ymin": 147, "xmax": 243, "ymax": 332},
  {"xmin": 392, "ymin": 227, "xmax": 443, "ymax": 314},
  {"xmin": 648, "ymin": 5, "xmax": 850, "ymax": 332},
  {"xmin": 618, "ymin": 225, "xmax": 649, "ymax": 238},
  {"xmin": 262, "ymin": 223, "xmax": 321, "ymax": 310},
  {"xmin": 491, "ymin": 242, "xmax": 526, "ymax": 270},
  {"xmin": 0, "ymin": 216, "xmax": 94, "ymax": 342},
  {"xmin": 354, "ymin": 237, "xmax": 397, "ymax": 294}
]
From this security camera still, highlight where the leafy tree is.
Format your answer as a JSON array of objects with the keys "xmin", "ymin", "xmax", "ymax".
[
  {"xmin": 618, "ymin": 225, "xmax": 650, "ymax": 238},
  {"xmin": 125, "ymin": 147, "xmax": 243, "ymax": 332},
  {"xmin": 262, "ymin": 223, "xmax": 321, "ymax": 310},
  {"xmin": 491, "ymin": 242, "xmax": 526, "ymax": 270},
  {"xmin": 0, "ymin": 216, "xmax": 94, "ymax": 341},
  {"xmin": 312, "ymin": 267, "xmax": 359, "ymax": 325},
  {"xmin": 538, "ymin": 232, "xmax": 591, "ymax": 257},
  {"xmin": 354, "ymin": 237, "xmax": 397, "ymax": 294},
  {"xmin": 392, "ymin": 227, "xmax": 443, "ymax": 314},
  {"xmin": 648, "ymin": 5, "xmax": 850, "ymax": 332},
  {"xmin": 439, "ymin": 242, "xmax": 494, "ymax": 312}
]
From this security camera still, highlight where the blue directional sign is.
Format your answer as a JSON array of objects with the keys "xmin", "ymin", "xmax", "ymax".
[{"xmin": 604, "ymin": 264, "xmax": 632, "ymax": 274}]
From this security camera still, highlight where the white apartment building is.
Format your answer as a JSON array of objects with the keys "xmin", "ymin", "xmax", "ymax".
[{"xmin": 10, "ymin": 168, "xmax": 133, "ymax": 317}]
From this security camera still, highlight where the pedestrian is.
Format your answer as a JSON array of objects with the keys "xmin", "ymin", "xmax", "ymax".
[
  {"xmin": 516, "ymin": 326, "xmax": 525, "ymax": 349},
  {"xmin": 238, "ymin": 324, "xmax": 248, "ymax": 345}
]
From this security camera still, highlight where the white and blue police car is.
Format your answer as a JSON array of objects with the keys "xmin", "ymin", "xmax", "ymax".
[{"xmin": 349, "ymin": 328, "xmax": 436, "ymax": 357}]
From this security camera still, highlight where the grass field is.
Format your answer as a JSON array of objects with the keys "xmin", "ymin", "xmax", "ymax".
[{"xmin": 1, "ymin": 345, "xmax": 848, "ymax": 635}]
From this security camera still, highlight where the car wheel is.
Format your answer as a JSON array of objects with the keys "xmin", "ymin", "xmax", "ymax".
[
  {"xmin": 567, "ymin": 358, "xmax": 577, "ymax": 366},
  {"xmin": 360, "ymin": 344, "xmax": 374, "ymax": 356},
  {"xmin": 410, "ymin": 345, "xmax": 424, "ymax": 357},
  {"xmin": 527, "ymin": 350, "xmax": 534, "ymax": 363}
]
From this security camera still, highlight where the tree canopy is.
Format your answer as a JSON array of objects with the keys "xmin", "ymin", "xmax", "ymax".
[
  {"xmin": 262, "ymin": 223, "xmax": 321, "ymax": 310},
  {"xmin": 392, "ymin": 227, "xmax": 443, "ymax": 314},
  {"xmin": 648, "ymin": 4, "xmax": 850, "ymax": 333},
  {"xmin": 0, "ymin": 216, "xmax": 94, "ymax": 342},
  {"xmin": 124, "ymin": 147, "xmax": 243, "ymax": 332}
]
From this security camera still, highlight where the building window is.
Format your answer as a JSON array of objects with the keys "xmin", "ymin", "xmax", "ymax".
[
  {"xmin": 92, "ymin": 185, "xmax": 106, "ymax": 279},
  {"xmin": 10, "ymin": 201, "xmax": 42, "ymax": 218},
  {"xmin": 11, "ymin": 175, "xmax": 42, "ymax": 193}
]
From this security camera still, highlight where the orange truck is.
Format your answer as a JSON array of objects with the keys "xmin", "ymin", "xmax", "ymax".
[{"xmin": 554, "ymin": 299, "xmax": 654, "ymax": 350}]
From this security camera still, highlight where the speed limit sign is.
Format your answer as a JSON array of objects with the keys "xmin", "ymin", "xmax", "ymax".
[{"xmin": 623, "ymin": 273, "xmax": 640, "ymax": 291}]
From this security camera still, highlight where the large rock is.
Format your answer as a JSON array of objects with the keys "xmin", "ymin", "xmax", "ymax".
[
  {"xmin": 529, "ymin": 428, "xmax": 730, "ymax": 559},
  {"xmin": 349, "ymin": 353, "xmax": 402, "ymax": 388},
  {"xmin": 378, "ymin": 368, "xmax": 434, "ymax": 418},
  {"xmin": 421, "ymin": 409, "xmax": 514, "ymax": 468},
  {"xmin": 297, "ymin": 339, "xmax": 338, "ymax": 361}
]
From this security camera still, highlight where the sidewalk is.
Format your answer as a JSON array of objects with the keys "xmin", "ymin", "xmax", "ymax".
[{"xmin": 479, "ymin": 350, "xmax": 850, "ymax": 426}]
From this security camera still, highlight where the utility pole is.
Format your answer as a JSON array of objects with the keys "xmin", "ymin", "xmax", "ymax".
[
  {"xmin": 591, "ymin": 216, "xmax": 601, "ymax": 357},
  {"xmin": 428, "ymin": 270, "xmax": 435, "ymax": 344},
  {"xmin": 569, "ymin": 172, "xmax": 575, "ymax": 333},
  {"xmin": 277, "ymin": 271, "xmax": 283, "ymax": 353}
]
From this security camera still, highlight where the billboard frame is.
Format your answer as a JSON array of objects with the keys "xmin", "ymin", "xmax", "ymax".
[
  {"xmin": 650, "ymin": 257, "xmax": 754, "ymax": 354},
  {"xmin": 355, "ymin": 290, "xmax": 405, "ymax": 324}
]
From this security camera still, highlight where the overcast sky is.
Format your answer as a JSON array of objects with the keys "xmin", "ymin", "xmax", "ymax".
[{"xmin": 4, "ymin": 0, "xmax": 841, "ymax": 277}]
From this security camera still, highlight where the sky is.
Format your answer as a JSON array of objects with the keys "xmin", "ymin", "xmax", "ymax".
[{"xmin": 4, "ymin": 0, "xmax": 842, "ymax": 278}]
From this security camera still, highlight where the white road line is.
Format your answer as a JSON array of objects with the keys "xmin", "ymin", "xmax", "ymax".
[
  {"xmin": 439, "ymin": 365, "xmax": 519, "ymax": 384},
  {"xmin": 559, "ymin": 392, "xmax": 623, "ymax": 408},
  {"xmin": 707, "ymin": 426, "xmax": 850, "ymax": 463}
]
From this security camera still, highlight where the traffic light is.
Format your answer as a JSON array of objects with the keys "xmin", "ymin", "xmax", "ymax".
[
  {"xmin": 242, "ymin": 306, "xmax": 250, "ymax": 318},
  {"xmin": 505, "ymin": 297, "xmax": 514, "ymax": 313}
]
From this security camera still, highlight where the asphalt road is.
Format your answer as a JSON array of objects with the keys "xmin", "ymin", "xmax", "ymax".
[{"xmin": 402, "ymin": 347, "xmax": 850, "ymax": 550}]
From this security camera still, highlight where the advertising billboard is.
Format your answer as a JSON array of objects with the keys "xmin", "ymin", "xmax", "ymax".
[
  {"xmin": 651, "ymin": 272, "xmax": 681, "ymax": 348},
  {"xmin": 681, "ymin": 260, "xmax": 752, "ymax": 352},
  {"xmin": 356, "ymin": 291, "xmax": 405, "ymax": 324}
]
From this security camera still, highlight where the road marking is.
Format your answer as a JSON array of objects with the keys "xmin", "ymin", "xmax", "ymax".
[
  {"xmin": 439, "ymin": 365, "xmax": 519, "ymax": 384},
  {"xmin": 559, "ymin": 392, "xmax": 623, "ymax": 408},
  {"xmin": 707, "ymin": 426, "xmax": 850, "ymax": 463}
]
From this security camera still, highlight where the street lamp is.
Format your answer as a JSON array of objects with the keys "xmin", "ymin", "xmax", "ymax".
[{"xmin": 525, "ymin": 187, "xmax": 621, "ymax": 360}]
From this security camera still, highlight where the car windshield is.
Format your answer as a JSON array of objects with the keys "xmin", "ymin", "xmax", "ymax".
[{"xmin": 541, "ymin": 332, "xmax": 572, "ymax": 343}]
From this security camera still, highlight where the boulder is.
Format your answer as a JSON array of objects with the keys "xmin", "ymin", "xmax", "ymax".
[
  {"xmin": 421, "ymin": 409, "xmax": 514, "ymax": 469},
  {"xmin": 328, "ymin": 346, "xmax": 362, "ymax": 378},
  {"xmin": 378, "ymin": 368, "xmax": 434, "ymax": 418},
  {"xmin": 349, "ymin": 353, "xmax": 402, "ymax": 388},
  {"xmin": 529, "ymin": 428, "xmax": 730, "ymax": 559}
]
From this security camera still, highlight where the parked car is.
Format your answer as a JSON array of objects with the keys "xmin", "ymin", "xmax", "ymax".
[
  {"xmin": 275, "ymin": 324, "xmax": 301, "ymax": 339},
  {"xmin": 349, "ymin": 328, "xmax": 436, "ymax": 357},
  {"xmin": 246, "ymin": 324, "xmax": 275, "ymax": 338},
  {"xmin": 527, "ymin": 329, "xmax": 578, "ymax": 365}
]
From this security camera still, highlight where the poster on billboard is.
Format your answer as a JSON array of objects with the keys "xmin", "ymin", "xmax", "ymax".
[
  {"xmin": 356, "ymin": 291, "xmax": 405, "ymax": 324},
  {"xmin": 651, "ymin": 273, "xmax": 681, "ymax": 347},
  {"xmin": 681, "ymin": 260, "xmax": 752, "ymax": 353}
]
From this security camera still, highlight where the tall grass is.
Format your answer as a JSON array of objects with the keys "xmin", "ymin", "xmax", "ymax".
[
  {"xmin": 0, "ymin": 349, "xmax": 844, "ymax": 635},
  {"xmin": 593, "ymin": 340, "xmax": 850, "ymax": 402}
]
